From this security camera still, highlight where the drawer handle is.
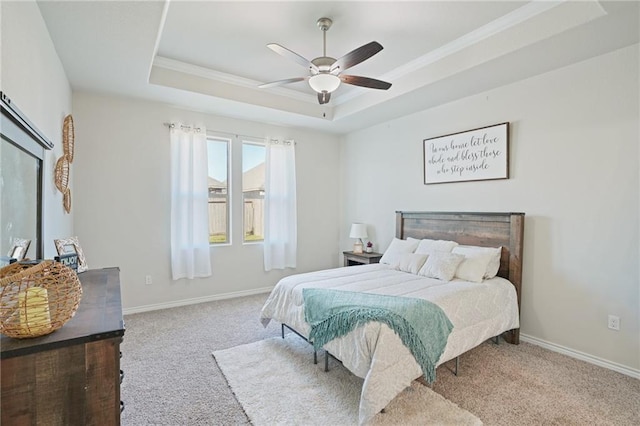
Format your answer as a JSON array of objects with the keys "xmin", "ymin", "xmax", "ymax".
[
  {"xmin": 120, "ymin": 401, "xmax": 125, "ymax": 413},
  {"xmin": 120, "ymin": 369, "xmax": 125, "ymax": 384}
]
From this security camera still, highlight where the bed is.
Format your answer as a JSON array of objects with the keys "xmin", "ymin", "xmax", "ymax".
[{"xmin": 260, "ymin": 211, "xmax": 524, "ymax": 424}]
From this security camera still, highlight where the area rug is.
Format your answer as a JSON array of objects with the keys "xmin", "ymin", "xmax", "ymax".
[{"xmin": 212, "ymin": 335, "xmax": 482, "ymax": 425}]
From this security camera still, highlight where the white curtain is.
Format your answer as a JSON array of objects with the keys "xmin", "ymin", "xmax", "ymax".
[
  {"xmin": 170, "ymin": 124, "xmax": 212, "ymax": 280},
  {"xmin": 263, "ymin": 140, "xmax": 297, "ymax": 271}
]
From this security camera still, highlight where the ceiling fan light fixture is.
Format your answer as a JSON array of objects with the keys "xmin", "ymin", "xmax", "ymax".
[
  {"xmin": 308, "ymin": 73, "xmax": 341, "ymax": 94},
  {"xmin": 261, "ymin": 17, "xmax": 390, "ymax": 104}
]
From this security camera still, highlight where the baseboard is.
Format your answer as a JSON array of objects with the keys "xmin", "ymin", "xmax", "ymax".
[
  {"xmin": 122, "ymin": 287, "xmax": 274, "ymax": 315},
  {"xmin": 520, "ymin": 333, "xmax": 639, "ymax": 379}
]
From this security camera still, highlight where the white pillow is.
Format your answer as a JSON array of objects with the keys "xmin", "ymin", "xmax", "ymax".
[
  {"xmin": 452, "ymin": 245, "xmax": 502, "ymax": 279},
  {"xmin": 393, "ymin": 253, "xmax": 429, "ymax": 275},
  {"xmin": 414, "ymin": 238, "xmax": 459, "ymax": 255},
  {"xmin": 379, "ymin": 238, "xmax": 419, "ymax": 265},
  {"xmin": 417, "ymin": 253, "xmax": 465, "ymax": 281}
]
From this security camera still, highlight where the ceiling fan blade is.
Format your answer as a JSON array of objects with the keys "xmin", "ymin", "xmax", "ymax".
[
  {"xmin": 259, "ymin": 77, "xmax": 308, "ymax": 89},
  {"xmin": 317, "ymin": 91, "xmax": 331, "ymax": 104},
  {"xmin": 340, "ymin": 75, "xmax": 392, "ymax": 90},
  {"xmin": 267, "ymin": 43, "xmax": 319, "ymax": 72},
  {"xmin": 330, "ymin": 41, "xmax": 383, "ymax": 73}
]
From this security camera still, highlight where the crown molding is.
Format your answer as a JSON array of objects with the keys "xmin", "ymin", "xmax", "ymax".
[
  {"xmin": 383, "ymin": 1, "xmax": 567, "ymax": 82},
  {"xmin": 152, "ymin": 56, "xmax": 318, "ymax": 105},
  {"xmin": 334, "ymin": 0, "xmax": 605, "ymax": 106}
]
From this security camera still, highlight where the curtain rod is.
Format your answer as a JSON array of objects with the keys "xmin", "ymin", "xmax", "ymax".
[
  {"xmin": 162, "ymin": 122, "xmax": 295, "ymax": 144},
  {"xmin": 163, "ymin": 122, "xmax": 260, "ymax": 140},
  {"xmin": 163, "ymin": 122, "xmax": 202, "ymax": 133}
]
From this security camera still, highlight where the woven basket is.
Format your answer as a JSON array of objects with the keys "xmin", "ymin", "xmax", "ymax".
[{"xmin": 0, "ymin": 261, "xmax": 82, "ymax": 339}]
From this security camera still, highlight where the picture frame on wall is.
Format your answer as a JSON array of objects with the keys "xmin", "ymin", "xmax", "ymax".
[
  {"xmin": 54, "ymin": 236, "xmax": 88, "ymax": 273},
  {"xmin": 423, "ymin": 122, "xmax": 509, "ymax": 185},
  {"xmin": 7, "ymin": 238, "xmax": 31, "ymax": 261}
]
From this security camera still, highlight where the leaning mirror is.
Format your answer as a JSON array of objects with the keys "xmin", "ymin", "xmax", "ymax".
[{"xmin": 0, "ymin": 92, "xmax": 54, "ymax": 260}]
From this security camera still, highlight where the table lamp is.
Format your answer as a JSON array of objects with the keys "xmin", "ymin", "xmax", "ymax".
[{"xmin": 349, "ymin": 223, "xmax": 368, "ymax": 254}]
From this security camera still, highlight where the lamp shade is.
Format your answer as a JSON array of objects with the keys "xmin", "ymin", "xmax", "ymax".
[
  {"xmin": 308, "ymin": 73, "xmax": 341, "ymax": 93},
  {"xmin": 349, "ymin": 223, "xmax": 368, "ymax": 239}
]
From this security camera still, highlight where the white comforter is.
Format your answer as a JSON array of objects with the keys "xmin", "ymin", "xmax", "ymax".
[{"xmin": 260, "ymin": 263, "xmax": 519, "ymax": 424}]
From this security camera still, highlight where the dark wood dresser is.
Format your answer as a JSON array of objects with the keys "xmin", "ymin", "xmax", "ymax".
[{"xmin": 1, "ymin": 267, "xmax": 125, "ymax": 425}]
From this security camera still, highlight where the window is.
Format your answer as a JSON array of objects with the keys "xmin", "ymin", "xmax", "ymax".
[
  {"xmin": 207, "ymin": 137, "xmax": 230, "ymax": 244},
  {"xmin": 206, "ymin": 134, "xmax": 266, "ymax": 245},
  {"xmin": 242, "ymin": 142, "xmax": 266, "ymax": 242}
]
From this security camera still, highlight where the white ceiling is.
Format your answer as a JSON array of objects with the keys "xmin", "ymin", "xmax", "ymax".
[{"xmin": 37, "ymin": 1, "xmax": 639, "ymax": 134}]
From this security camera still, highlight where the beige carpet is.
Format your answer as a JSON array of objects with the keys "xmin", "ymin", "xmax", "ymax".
[
  {"xmin": 213, "ymin": 334, "xmax": 482, "ymax": 425},
  {"xmin": 121, "ymin": 294, "xmax": 640, "ymax": 425},
  {"xmin": 431, "ymin": 339, "xmax": 640, "ymax": 426}
]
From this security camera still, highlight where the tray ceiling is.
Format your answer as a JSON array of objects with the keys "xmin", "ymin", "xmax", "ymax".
[{"xmin": 37, "ymin": 1, "xmax": 639, "ymax": 134}]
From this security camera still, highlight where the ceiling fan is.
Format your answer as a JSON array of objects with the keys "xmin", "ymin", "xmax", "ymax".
[{"xmin": 259, "ymin": 17, "xmax": 392, "ymax": 105}]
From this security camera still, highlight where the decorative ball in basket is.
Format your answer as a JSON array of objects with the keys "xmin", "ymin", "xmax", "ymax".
[{"xmin": 0, "ymin": 261, "xmax": 82, "ymax": 339}]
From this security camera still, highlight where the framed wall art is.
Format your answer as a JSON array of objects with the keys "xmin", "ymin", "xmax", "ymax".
[
  {"xmin": 54, "ymin": 236, "xmax": 87, "ymax": 272},
  {"xmin": 423, "ymin": 122, "xmax": 509, "ymax": 185},
  {"xmin": 8, "ymin": 238, "xmax": 31, "ymax": 261}
]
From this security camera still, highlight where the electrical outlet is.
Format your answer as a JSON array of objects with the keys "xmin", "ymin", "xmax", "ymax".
[
  {"xmin": 145, "ymin": 275, "xmax": 153, "ymax": 285},
  {"xmin": 607, "ymin": 315, "xmax": 620, "ymax": 331}
]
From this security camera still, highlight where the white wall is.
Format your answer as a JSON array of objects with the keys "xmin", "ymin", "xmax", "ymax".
[
  {"xmin": 0, "ymin": 0, "xmax": 73, "ymax": 258},
  {"xmin": 5, "ymin": 0, "xmax": 635, "ymax": 375},
  {"xmin": 340, "ymin": 45, "xmax": 639, "ymax": 372},
  {"xmin": 71, "ymin": 93, "xmax": 342, "ymax": 311}
]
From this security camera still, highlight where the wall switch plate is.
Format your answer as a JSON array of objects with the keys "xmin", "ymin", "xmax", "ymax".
[
  {"xmin": 145, "ymin": 275, "xmax": 153, "ymax": 285},
  {"xmin": 607, "ymin": 315, "xmax": 620, "ymax": 331}
]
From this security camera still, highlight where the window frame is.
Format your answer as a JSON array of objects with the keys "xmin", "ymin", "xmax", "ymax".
[
  {"xmin": 206, "ymin": 135, "xmax": 231, "ymax": 246},
  {"xmin": 241, "ymin": 139, "xmax": 266, "ymax": 244}
]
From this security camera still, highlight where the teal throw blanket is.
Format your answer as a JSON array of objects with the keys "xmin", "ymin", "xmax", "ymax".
[{"xmin": 303, "ymin": 288, "xmax": 453, "ymax": 384}]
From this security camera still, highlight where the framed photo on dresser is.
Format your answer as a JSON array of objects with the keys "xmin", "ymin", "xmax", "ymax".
[{"xmin": 54, "ymin": 236, "xmax": 88, "ymax": 272}]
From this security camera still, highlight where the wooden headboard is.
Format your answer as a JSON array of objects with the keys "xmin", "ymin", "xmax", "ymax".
[{"xmin": 396, "ymin": 211, "xmax": 524, "ymax": 344}]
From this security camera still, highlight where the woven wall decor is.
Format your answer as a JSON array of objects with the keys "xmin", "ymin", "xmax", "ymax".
[
  {"xmin": 63, "ymin": 114, "xmax": 74, "ymax": 163},
  {"xmin": 0, "ymin": 261, "xmax": 82, "ymax": 339},
  {"xmin": 63, "ymin": 188, "xmax": 71, "ymax": 214},
  {"xmin": 54, "ymin": 155, "xmax": 70, "ymax": 193},
  {"xmin": 54, "ymin": 114, "xmax": 75, "ymax": 213}
]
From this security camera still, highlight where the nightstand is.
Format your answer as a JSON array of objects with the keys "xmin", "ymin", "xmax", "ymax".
[{"xmin": 343, "ymin": 251, "xmax": 383, "ymax": 267}]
